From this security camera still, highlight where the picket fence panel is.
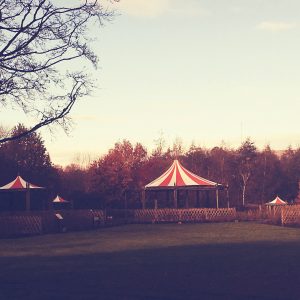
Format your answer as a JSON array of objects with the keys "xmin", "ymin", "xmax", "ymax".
[
  {"xmin": 132, "ymin": 208, "xmax": 236, "ymax": 223},
  {"xmin": 281, "ymin": 206, "xmax": 300, "ymax": 225},
  {"xmin": 0, "ymin": 215, "xmax": 42, "ymax": 237}
]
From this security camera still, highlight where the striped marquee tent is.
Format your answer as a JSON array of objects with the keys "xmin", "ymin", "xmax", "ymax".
[
  {"xmin": 144, "ymin": 160, "xmax": 224, "ymax": 208},
  {"xmin": 52, "ymin": 195, "xmax": 71, "ymax": 209},
  {"xmin": 0, "ymin": 176, "xmax": 44, "ymax": 190},
  {"xmin": 0, "ymin": 175, "xmax": 44, "ymax": 211},
  {"xmin": 266, "ymin": 196, "xmax": 287, "ymax": 206}
]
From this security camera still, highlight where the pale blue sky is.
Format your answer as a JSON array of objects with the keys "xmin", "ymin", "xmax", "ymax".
[{"xmin": 2, "ymin": 0, "xmax": 300, "ymax": 165}]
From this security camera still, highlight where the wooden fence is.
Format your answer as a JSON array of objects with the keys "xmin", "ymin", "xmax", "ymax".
[
  {"xmin": 280, "ymin": 205, "xmax": 300, "ymax": 226},
  {"xmin": 108, "ymin": 208, "xmax": 237, "ymax": 223},
  {"xmin": 0, "ymin": 209, "xmax": 106, "ymax": 237},
  {"xmin": 0, "ymin": 208, "xmax": 238, "ymax": 237},
  {"xmin": 0, "ymin": 215, "xmax": 42, "ymax": 237},
  {"xmin": 5, "ymin": 205, "xmax": 300, "ymax": 238}
]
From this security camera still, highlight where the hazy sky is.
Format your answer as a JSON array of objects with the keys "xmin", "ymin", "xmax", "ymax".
[{"xmin": 2, "ymin": 0, "xmax": 300, "ymax": 165}]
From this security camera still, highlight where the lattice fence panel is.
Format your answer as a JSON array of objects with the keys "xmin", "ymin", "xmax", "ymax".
[
  {"xmin": 281, "ymin": 206, "xmax": 300, "ymax": 225},
  {"xmin": 0, "ymin": 215, "xmax": 42, "ymax": 237},
  {"xmin": 202, "ymin": 208, "xmax": 237, "ymax": 221},
  {"xmin": 133, "ymin": 208, "xmax": 236, "ymax": 223},
  {"xmin": 180, "ymin": 209, "xmax": 207, "ymax": 222}
]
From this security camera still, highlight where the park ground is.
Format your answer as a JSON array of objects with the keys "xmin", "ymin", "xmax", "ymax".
[{"xmin": 1, "ymin": 222, "xmax": 300, "ymax": 300}]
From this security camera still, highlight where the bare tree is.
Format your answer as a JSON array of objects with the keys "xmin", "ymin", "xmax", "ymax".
[
  {"xmin": 0, "ymin": 0, "xmax": 117, "ymax": 143},
  {"xmin": 237, "ymin": 138, "xmax": 257, "ymax": 206}
]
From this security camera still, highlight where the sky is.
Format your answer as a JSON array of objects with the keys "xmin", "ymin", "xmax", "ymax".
[{"xmin": 2, "ymin": 0, "xmax": 300, "ymax": 166}]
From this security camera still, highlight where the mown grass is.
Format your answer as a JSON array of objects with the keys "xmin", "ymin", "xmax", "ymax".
[{"xmin": 1, "ymin": 223, "xmax": 300, "ymax": 299}]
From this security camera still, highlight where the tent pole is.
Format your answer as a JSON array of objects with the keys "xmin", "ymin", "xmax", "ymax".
[
  {"xmin": 124, "ymin": 191, "xmax": 128, "ymax": 221},
  {"xmin": 154, "ymin": 191, "xmax": 157, "ymax": 209},
  {"xmin": 205, "ymin": 191, "xmax": 209, "ymax": 207},
  {"xmin": 25, "ymin": 182, "xmax": 30, "ymax": 211},
  {"xmin": 174, "ymin": 188, "xmax": 178, "ymax": 208},
  {"xmin": 167, "ymin": 190, "xmax": 170, "ymax": 207},
  {"xmin": 196, "ymin": 190, "xmax": 200, "ymax": 208},
  {"xmin": 124, "ymin": 191, "xmax": 128, "ymax": 210},
  {"xmin": 185, "ymin": 190, "xmax": 189, "ymax": 208},
  {"xmin": 226, "ymin": 185, "xmax": 229, "ymax": 208},
  {"xmin": 154, "ymin": 199, "xmax": 158, "ymax": 210},
  {"xmin": 142, "ymin": 189, "xmax": 145, "ymax": 209}
]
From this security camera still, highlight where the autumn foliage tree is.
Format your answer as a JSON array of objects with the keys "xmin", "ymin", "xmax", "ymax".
[
  {"xmin": 184, "ymin": 145, "xmax": 210, "ymax": 178},
  {"xmin": 0, "ymin": 123, "xmax": 57, "ymax": 188},
  {"xmin": 89, "ymin": 140, "xmax": 148, "ymax": 208}
]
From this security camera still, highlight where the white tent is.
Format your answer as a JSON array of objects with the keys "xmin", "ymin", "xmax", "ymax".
[
  {"xmin": 52, "ymin": 195, "xmax": 69, "ymax": 203},
  {"xmin": 266, "ymin": 196, "xmax": 287, "ymax": 206}
]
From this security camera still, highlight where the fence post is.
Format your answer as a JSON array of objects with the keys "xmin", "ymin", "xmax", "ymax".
[
  {"xmin": 142, "ymin": 189, "xmax": 146, "ymax": 209},
  {"xmin": 25, "ymin": 182, "xmax": 30, "ymax": 212},
  {"xmin": 173, "ymin": 188, "xmax": 178, "ymax": 208}
]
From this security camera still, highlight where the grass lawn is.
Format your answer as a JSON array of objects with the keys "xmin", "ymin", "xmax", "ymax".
[{"xmin": 1, "ymin": 222, "xmax": 300, "ymax": 300}]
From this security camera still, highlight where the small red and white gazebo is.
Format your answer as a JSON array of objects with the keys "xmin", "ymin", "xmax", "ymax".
[
  {"xmin": 52, "ymin": 195, "xmax": 71, "ymax": 209},
  {"xmin": 144, "ymin": 160, "xmax": 224, "ymax": 208},
  {"xmin": 0, "ymin": 175, "xmax": 44, "ymax": 211},
  {"xmin": 52, "ymin": 195, "xmax": 69, "ymax": 203},
  {"xmin": 266, "ymin": 196, "xmax": 287, "ymax": 206}
]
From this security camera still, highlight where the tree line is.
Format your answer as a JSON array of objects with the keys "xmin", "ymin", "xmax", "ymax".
[{"xmin": 1, "ymin": 124, "xmax": 300, "ymax": 209}]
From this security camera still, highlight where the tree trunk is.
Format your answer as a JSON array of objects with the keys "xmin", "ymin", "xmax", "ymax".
[{"xmin": 242, "ymin": 184, "xmax": 246, "ymax": 206}]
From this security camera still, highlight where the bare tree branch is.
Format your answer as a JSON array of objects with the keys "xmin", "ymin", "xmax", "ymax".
[{"xmin": 0, "ymin": 0, "xmax": 117, "ymax": 143}]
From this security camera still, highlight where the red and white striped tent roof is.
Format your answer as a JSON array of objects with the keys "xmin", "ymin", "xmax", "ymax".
[
  {"xmin": 0, "ymin": 175, "xmax": 44, "ymax": 190},
  {"xmin": 266, "ymin": 196, "xmax": 287, "ymax": 206},
  {"xmin": 145, "ymin": 160, "xmax": 220, "ymax": 189},
  {"xmin": 52, "ymin": 195, "xmax": 69, "ymax": 203}
]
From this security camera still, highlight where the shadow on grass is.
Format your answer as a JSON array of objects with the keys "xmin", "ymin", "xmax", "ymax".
[{"xmin": 1, "ymin": 241, "xmax": 300, "ymax": 300}]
